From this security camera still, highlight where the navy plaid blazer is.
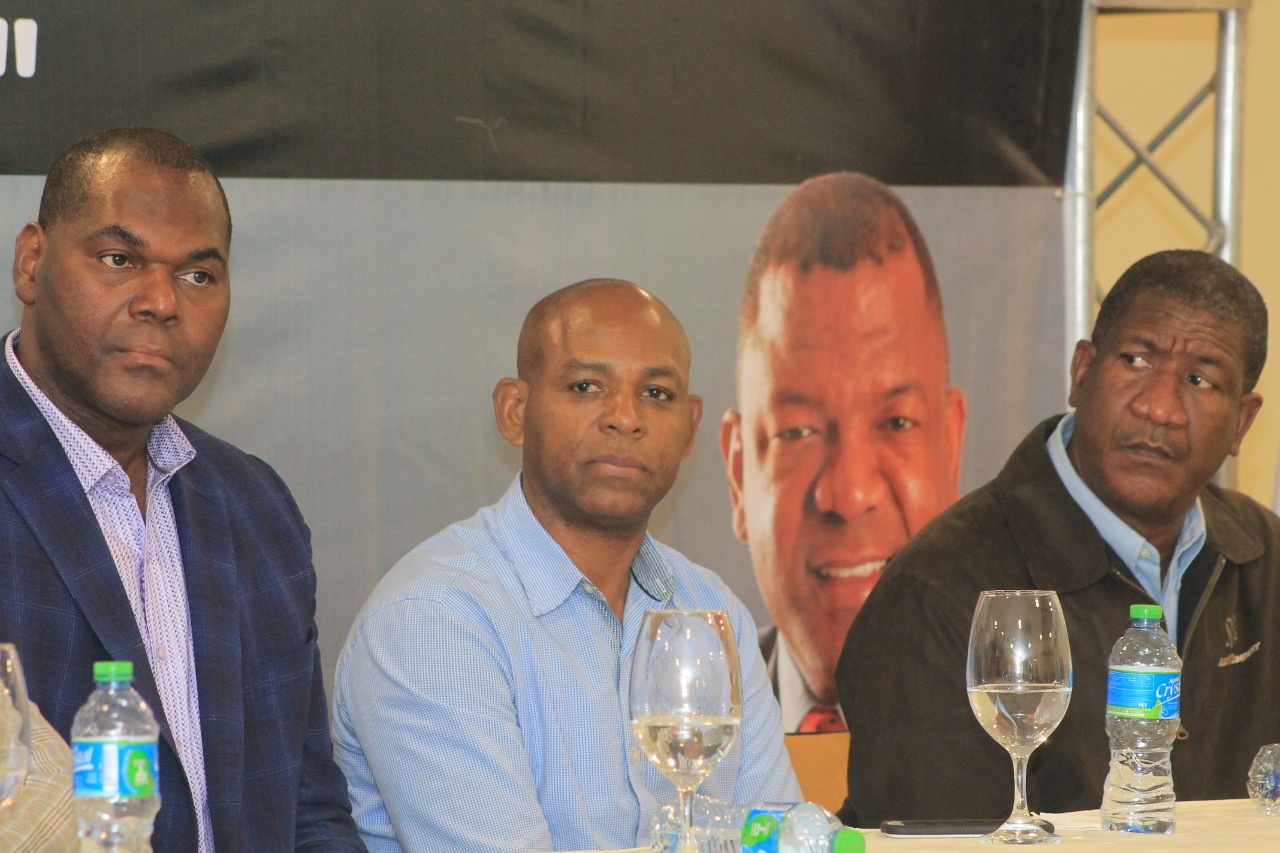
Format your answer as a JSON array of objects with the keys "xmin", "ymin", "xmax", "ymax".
[{"xmin": 0, "ymin": 356, "xmax": 365, "ymax": 852}]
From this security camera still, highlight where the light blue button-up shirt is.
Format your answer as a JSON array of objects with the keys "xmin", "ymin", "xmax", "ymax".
[
  {"xmin": 331, "ymin": 476, "xmax": 800, "ymax": 852},
  {"xmin": 1047, "ymin": 413, "xmax": 1206, "ymax": 643}
]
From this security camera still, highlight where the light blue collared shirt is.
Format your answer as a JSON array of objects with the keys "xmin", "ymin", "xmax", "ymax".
[
  {"xmin": 331, "ymin": 476, "xmax": 800, "ymax": 852},
  {"xmin": 1047, "ymin": 413, "xmax": 1205, "ymax": 643}
]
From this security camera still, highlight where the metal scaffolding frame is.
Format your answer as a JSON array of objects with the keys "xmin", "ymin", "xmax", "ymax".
[
  {"xmin": 1063, "ymin": 0, "xmax": 1250, "ymax": 485},
  {"xmin": 1064, "ymin": 0, "xmax": 1250, "ymax": 352}
]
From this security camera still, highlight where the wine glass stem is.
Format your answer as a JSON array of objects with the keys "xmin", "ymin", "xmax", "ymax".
[
  {"xmin": 677, "ymin": 786, "xmax": 696, "ymax": 853},
  {"xmin": 1009, "ymin": 751, "xmax": 1032, "ymax": 822}
]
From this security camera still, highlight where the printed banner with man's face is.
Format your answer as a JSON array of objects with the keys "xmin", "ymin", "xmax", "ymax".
[{"xmin": 0, "ymin": 1, "xmax": 1082, "ymax": 720}]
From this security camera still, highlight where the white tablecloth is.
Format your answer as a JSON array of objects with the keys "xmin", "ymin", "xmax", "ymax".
[{"xmin": 866, "ymin": 799, "xmax": 1277, "ymax": 851}]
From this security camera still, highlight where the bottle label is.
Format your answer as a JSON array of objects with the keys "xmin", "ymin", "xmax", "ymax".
[
  {"xmin": 1106, "ymin": 667, "xmax": 1181, "ymax": 719},
  {"xmin": 741, "ymin": 805, "xmax": 789, "ymax": 853},
  {"xmin": 72, "ymin": 738, "xmax": 158, "ymax": 798}
]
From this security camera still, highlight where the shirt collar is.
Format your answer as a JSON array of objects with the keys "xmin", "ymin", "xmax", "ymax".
[
  {"xmin": 1047, "ymin": 412, "xmax": 1205, "ymax": 619},
  {"xmin": 496, "ymin": 475, "xmax": 676, "ymax": 617},
  {"xmin": 775, "ymin": 635, "xmax": 817, "ymax": 732},
  {"xmin": 5, "ymin": 329, "xmax": 196, "ymax": 492}
]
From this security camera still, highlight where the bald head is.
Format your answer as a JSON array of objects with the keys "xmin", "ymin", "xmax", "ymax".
[
  {"xmin": 495, "ymin": 278, "xmax": 703, "ymax": 541},
  {"xmin": 516, "ymin": 278, "xmax": 692, "ymax": 382}
]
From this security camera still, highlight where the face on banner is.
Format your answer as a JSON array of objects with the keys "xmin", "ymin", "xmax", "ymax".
[{"xmin": 722, "ymin": 246, "xmax": 965, "ymax": 709}]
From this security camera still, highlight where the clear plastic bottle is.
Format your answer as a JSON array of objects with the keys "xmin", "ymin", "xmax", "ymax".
[
  {"xmin": 772, "ymin": 802, "xmax": 863, "ymax": 853},
  {"xmin": 651, "ymin": 798, "xmax": 863, "ymax": 853},
  {"xmin": 71, "ymin": 661, "xmax": 162, "ymax": 852},
  {"xmin": 1100, "ymin": 604, "xmax": 1181, "ymax": 834}
]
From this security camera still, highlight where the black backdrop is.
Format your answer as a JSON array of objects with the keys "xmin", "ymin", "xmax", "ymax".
[{"xmin": 2, "ymin": 1, "xmax": 1080, "ymax": 184}]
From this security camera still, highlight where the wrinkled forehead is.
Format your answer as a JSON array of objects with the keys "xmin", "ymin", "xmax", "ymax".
[
  {"xmin": 1105, "ymin": 290, "xmax": 1244, "ymax": 348},
  {"xmin": 74, "ymin": 153, "xmax": 230, "ymax": 241},
  {"xmin": 1100, "ymin": 291, "xmax": 1250, "ymax": 371}
]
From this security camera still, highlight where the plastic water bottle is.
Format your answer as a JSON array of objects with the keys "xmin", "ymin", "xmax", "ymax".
[
  {"xmin": 741, "ymin": 802, "xmax": 863, "ymax": 853},
  {"xmin": 1100, "ymin": 604, "xmax": 1181, "ymax": 833},
  {"xmin": 651, "ymin": 798, "xmax": 863, "ymax": 853},
  {"xmin": 72, "ymin": 661, "xmax": 162, "ymax": 852}
]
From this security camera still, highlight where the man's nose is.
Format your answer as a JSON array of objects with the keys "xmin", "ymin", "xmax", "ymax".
[
  {"xmin": 602, "ymin": 390, "xmax": 645, "ymax": 437},
  {"xmin": 811, "ymin": 436, "xmax": 888, "ymax": 520},
  {"xmin": 1130, "ymin": 366, "xmax": 1190, "ymax": 428},
  {"xmin": 129, "ymin": 266, "xmax": 181, "ymax": 325}
]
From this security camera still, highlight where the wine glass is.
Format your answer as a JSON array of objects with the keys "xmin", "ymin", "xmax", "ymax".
[
  {"xmin": 967, "ymin": 590, "xmax": 1071, "ymax": 844},
  {"xmin": 0, "ymin": 645, "xmax": 30, "ymax": 808},
  {"xmin": 630, "ymin": 610, "xmax": 742, "ymax": 853}
]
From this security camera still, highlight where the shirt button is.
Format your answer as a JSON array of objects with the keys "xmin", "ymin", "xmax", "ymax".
[
  {"xmin": 1140, "ymin": 548, "xmax": 1150, "ymax": 559},
  {"xmin": 156, "ymin": 647, "xmax": 169, "ymax": 662}
]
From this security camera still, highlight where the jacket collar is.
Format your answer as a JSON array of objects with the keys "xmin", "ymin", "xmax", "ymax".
[
  {"xmin": 0, "ymin": 354, "xmax": 162, "ymax": 694},
  {"xmin": 998, "ymin": 415, "xmax": 1264, "ymax": 593}
]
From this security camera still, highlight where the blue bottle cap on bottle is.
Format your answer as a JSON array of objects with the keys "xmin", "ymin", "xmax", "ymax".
[{"xmin": 1130, "ymin": 604, "xmax": 1161, "ymax": 620}]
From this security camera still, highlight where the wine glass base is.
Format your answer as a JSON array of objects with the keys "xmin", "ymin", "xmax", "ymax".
[{"xmin": 980, "ymin": 821, "xmax": 1060, "ymax": 845}]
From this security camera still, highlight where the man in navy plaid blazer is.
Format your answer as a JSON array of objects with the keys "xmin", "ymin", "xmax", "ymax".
[{"xmin": 1, "ymin": 128, "xmax": 364, "ymax": 851}]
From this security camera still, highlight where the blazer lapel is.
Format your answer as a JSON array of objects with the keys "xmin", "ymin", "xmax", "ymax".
[
  {"xmin": 170, "ymin": 465, "xmax": 243, "ymax": 851},
  {"xmin": 0, "ymin": 361, "xmax": 176, "ymax": 753}
]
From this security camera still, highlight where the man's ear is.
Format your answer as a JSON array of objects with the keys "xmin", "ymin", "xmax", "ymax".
[
  {"xmin": 1230, "ymin": 392, "xmax": 1263, "ymax": 456},
  {"xmin": 13, "ymin": 222, "xmax": 44, "ymax": 307},
  {"xmin": 493, "ymin": 378, "xmax": 529, "ymax": 448},
  {"xmin": 945, "ymin": 386, "xmax": 967, "ymax": 496},
  {"xmin": 1067, "ymin": 339, "xmax": 1096, "ymax": 409},
  {"xmin": 682, "ymin": 394, "xmax": 704, "ymax": 458},
  {"xmin": 719, "ymin": 408, "xmax": 748, "ymax": 541}
]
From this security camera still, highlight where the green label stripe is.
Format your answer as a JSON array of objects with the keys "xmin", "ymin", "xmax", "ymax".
[
  {"xmin": 742, "ymin": 809, "xmax": 786, "ymax": 852},
  {"xmin": 122, "ymin": 747, "xmax": 156, "ymax": 798}
]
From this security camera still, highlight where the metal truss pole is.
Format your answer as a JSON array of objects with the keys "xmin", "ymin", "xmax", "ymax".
[
  {"xmin": 1215, "ymin": 7, "xmax": 1247, "ymax": 266},
  {"xmin": 1064, "ymin": 0, "xmax": 1097, "ymax": 371},
  {"xmin": 1065, "ymin": 0, "xmax": 1251, "ymax": 485}
]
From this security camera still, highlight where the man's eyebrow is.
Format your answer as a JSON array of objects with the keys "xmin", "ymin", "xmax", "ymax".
[
  {"xmin": 86, "ymin": 224, "xmax": 143, "ymax": 247},
  {"xmin": 85, "ymin": 224, "xmax": 226, "ymax": 266},
  {"xmin": 769, "ymin": 390, "xmax": 820, "ymax": 408},
  {"xmin": 769, "ymin": 382, "xmax": 926, "ymax": 410},
  {"xmin": 882, "ymin": 382, "xmax": 928, "ymax": 399},
  {"xmin": 560, "ymin": 359, "xmax": 611, "ymax": 376},
  {"xmin": 643, "ymin": 366, "xmax": 683, "ymax": 383},
  {"xmin": 189, "ymin": 247, "xmax": 227, "ymax": 266},
  {"xmin": 1121, "ymin": 335, "xmax": 1159, "ymax": 351}
]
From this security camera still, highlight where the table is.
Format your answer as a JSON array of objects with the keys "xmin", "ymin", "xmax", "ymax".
[{"xmin": 864, "ymin": 799, "xmax": 1276, "ymax": 851}]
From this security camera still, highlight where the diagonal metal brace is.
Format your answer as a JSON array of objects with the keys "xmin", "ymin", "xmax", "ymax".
[
  {"xmin": 1096, "ymin": 79, "xmax": 1213, "ymax": 206},
  {"xmin": 1096, "ymin": 101, "xmax": 1225, "ymax": 252}
]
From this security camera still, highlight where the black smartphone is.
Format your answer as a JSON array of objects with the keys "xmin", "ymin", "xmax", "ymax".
[{"xmin": 880, "ymin": 818, "xmax": 1055, "ymax": 838}]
